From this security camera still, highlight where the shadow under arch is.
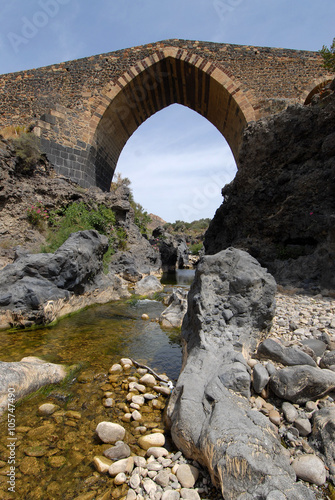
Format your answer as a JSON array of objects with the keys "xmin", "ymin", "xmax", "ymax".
[{"xmin": 87, "ymin": 48, "xmax": 256, "ymax": 191}]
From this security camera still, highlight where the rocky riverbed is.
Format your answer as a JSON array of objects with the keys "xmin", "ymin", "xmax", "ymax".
[{"xmin": 0, "ymin": 282, "xmax": 334, "ymax": 499}]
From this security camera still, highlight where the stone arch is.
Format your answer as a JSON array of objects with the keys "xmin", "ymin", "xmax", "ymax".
[
  {"xmin": 87, "ymin": 48, "xmax": 256, "ymax": 190},
  {"xmin": 301, "ymin": 76, "xmax": 333, "ymax": 105}
]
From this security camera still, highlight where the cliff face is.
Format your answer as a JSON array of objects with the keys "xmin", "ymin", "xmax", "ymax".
[{"xmin": 204, "ymin": 82, "xmax": 335, "ymax": 290}]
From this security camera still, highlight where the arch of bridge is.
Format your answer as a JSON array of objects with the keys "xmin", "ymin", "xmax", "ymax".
[{"xmin": 87, "ymin": 47, "xmax": 256, "ymax": 189}]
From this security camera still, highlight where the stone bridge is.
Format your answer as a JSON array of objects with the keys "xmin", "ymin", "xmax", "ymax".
[{"xmin": 0, "ymin": 39, "xmax": 332, "ymax": 190}]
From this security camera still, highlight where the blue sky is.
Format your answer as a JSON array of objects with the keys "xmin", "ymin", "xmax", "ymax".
[{"xmin": 0, "ymin": 0, "xmax": 334, "ymax": 222}]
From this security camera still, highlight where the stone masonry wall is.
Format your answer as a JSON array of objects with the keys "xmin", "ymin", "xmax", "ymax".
[{"xmin": 0, "ymin": 39, "xmax": 331, "ymax": 190}]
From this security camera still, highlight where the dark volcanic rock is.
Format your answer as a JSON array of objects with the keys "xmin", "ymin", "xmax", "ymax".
[
  {"xmin": 159, "ymin": 288, "xmax": 188, "ymax": 328},
  {"xmin": 257, "ymin": 338, "xmax": 316, "ymax": 367},
  {"xmin": 204, "ymin": 86, "xmax": 335, "ymax": 290},
  {"xmin": 312, "ymin": 407, "xmax": 335, "ymax": 482},
  {"xmin": 0, "ymin": 230, "xmax": 107, "ymax": 310},
  {"xmin": 270, "ymin": 365, "xmax": 335, "ymax": 403},
  {"xmin": 151, "ymin": 227, "xmax": 189, "ymax": 272},
  {"xmin": 320, "ymin": 350, "xmax": 335, "ymax": 370},
  {"xmin": 0, "ymin": 230, "xmax": 129, "ymax": 327},
  {"xmin": 166, "ymin": 248, "xmax": 314, "ymax": 499}
]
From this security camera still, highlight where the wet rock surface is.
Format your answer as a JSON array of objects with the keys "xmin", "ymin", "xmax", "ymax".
[{"xmin": 0, "ymin": 356, "xmax": 66, "ymax": 415}]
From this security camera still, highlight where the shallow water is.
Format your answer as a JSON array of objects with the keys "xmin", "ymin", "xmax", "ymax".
[
  {"xmin": 0, "ymin": 288, "xmax": 186, "ymax": 500},
  {"xmin": 0, "ymin": 298, "xmax": 182, "ymax": 381}
]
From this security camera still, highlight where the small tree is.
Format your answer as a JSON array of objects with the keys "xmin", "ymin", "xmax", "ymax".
[{"xmin": 320, "ymin": 37, "xmax": 335, "ymax": 73}]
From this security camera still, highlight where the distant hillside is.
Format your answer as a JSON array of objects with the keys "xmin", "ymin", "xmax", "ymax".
[{"xmin": 148, "ymin": 214, "xmax": 167, "ymax": 232}]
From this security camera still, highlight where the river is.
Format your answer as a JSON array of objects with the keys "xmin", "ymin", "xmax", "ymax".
[{"xmin": 0, "ymin": 270, "xmax": 195, "ymax": 500}]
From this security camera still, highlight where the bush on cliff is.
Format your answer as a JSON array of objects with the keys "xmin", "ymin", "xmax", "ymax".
[
  {"xmin": 320, "ymin": 37, "xmax": 335, "ymax": 73},
  {"xmin": 12, "ymin": 132, "xmax": 44, "ymax": 175},
  {"xmin": 42, "ymin": 202, "xmax": 126, "ymax": 272}
]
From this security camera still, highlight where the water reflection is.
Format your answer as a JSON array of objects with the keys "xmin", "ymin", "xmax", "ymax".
[
  {"xmin": 0, "ymin": 298, "xmax": 182, "ymax": 381},
  {"xmin": 161, "ymin": 269, "xmax": 195, "ymax": 286}
]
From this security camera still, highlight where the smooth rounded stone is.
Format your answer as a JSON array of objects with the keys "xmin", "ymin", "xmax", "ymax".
[
  {"xmin": 144, "ymin": 393, "xmax": 158, "ymax": 400},
  {"xmin": 140, "ymin": 373, "xmax": 156, "ymax": 386},
  {"xmin": 142, "ymin": 313, "xmax": 150, "ymax": 320},
  {"xmin": 269, "ymin": 365, "xmax": 335, "ymax": 404},
  {"xmin": 292, "ymin": 455, "xmax": 326, "ymax": 486},
  {"xmin": 103, "ymin": 398, "xmax": 114, "ymax": 408},
  {"xmin": 301, "ymin": 339, "xmax": 327, "ymax": 358},
  {"xmin": 137, "ymin": 367, "xmax": 148, "ymax": 375},
  {"xmin": 108, "ymin": 457, "xmax": 134, "ymax": 476},
  {"xmin": 122, "ymin": 413, "xmax": 132, "ymax": 423},
  {"xmin": 268, "ymin": 409, "xmax": 281, "ymax": 426},
  {"xmin": 109, "ymin": 363, "xmax": 122, "ymax": 373},
  {"xmin": 155, "ymin": 469, "xmax": 170, "ymax": 487},
  {"xmin": 160, "ymin": 458, "xmax": 173, "ymax": 467},
  {"xmin": 129, "ymin": 472, "xmax": 141, "ymax": 489},
  {"xmin": 162, "ymin": 491, "xmax": 180, "ymax": 500},
  {"xmin": 24, "ymin": 444, "xmax": 48, "ymax": 457},
  {"xmin": 130, "ymin": 402, "xmax": 141, "ymax": 410},
  {"xmin": 49, "ymin": 455, "xmax": 66, "ymax": 468},
  {"xmin": 126, "ymin": 489, "xmax": 137, "ymax": 500},
  {"xmin": 132, "ymin": 410, "xmax": 142, "ymax": 421},
  {"xmin": 180, "ymin": 488, "xmax": 201, "ymax": 500},
  {"xmin": 147, "ymin": 470, "xmax": 157, "ymax": 479},
  {"xmin": 294, "ymin": 417, "xmax": 312, "ymax": 436},
  {"xmin": 154, "ymin": 385, "xmax": 172, "ymax": 396},
  {"xmin": 134, "ymin": 456, "xmax": 147, "ymax": 468},
  {"xmin": 138, "ymin": 433, "xmax": 165, "ymax": 450},
  {"xmin": 38, "ymin": 403, "xmax": 58, "ymax": 416},
  {"xmin": 176, "ymin": 464, "xmax": 199, "ymax": 488},
  {"xmin": 305, "ymin": 401, "xmax": 318, "ymax": 412},
  {"xmin": 134, "ymin": 426, "xmax": 147, "ymax": 435},
  {"xmin": 247, "ymin": 358, "xmax": 258, "ymax": 368},
  {"xmin": 93, "ymin": 456, "xmax": 113, "ymax": 473},
  {"xmin": 132, "ymin": 394, "xmax": 145, "ymax": 405},
  {"xmin": 282, "ymin": 402, "xmax": 299, "ymax": 423},
  {"xmin": 123, "ymin": 363, "xmax": 132, "ymax": 371},
  {"xmin": 142, "ymin": 477, "xmax": 157, "ymax": 495},
  {"xmin": 114, "ymin": 472, "xmax": 127, "ymax": 485},
  {"xmin": 253, "ymin": 363, "xmax": 270, "ymax": 394},
  {"xmin": 129, "ymin": 382, "xmax": 146, "ymax": 393},
  {"xmin": 257, "ymin": 338, "xmax": 316, "ymax": 367},
  {"xmin": 121, "ymin": 358, "xmax": 133, "ymax": 367},
  {"xmin": 103, "ymin": 441, "xmax": 131, "ymax": 461},
  {"xmin": 146, "ymin": 447, "xmax": 169, "ymax": 458},
  {"xmin": 147, "ymin": 461, "xmax": 163, "ymax": 471},
  {"xmin": 96, "ymin": 422, "xmax": 126, "ymax": 444}
]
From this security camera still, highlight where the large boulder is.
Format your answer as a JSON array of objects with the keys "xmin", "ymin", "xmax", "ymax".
[
  {"xmin": 159, "ymin": 288, "xmax": 188, "ymax": 328},
  {"xmin": 269, "ymin": 365, "xmax": 335, "ymax": 404},
  {"xmin": 312, "ymin": 407, "xmax": 335, "ymax": 482},
  {"xmin": 134, "ymin": 275, "xmax": 163, "ymax": 297},
  {"xmin": 151, "ymin": 227, "xmax": 189, "ymax": 272},
  {"xmin": 0, "ymin": 356, "xmax": 66, "ymax": 415},
  {"xmin": 204, "ymin": 87, "xmax": 335, "ymax": 290},
  {"xmin": 166, "ymin": 248, "xmax": 315, "ymax": 499},
  {"xmin": 0, "ymin": 230, "xmax": 129, "ymax": 328}
]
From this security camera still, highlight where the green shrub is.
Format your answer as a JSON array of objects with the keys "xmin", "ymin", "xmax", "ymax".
[
  {"xmin": 189, "ymin": 242, "xmax": 203, "ymax": 255},
  {"xmin": 12, "ymin": 132, "xmax": 44, "ymax": 174},
  {"xmin": 43, "ymin": 202, "xmax": 118, "ymax": 253},
  {"xmin": 320, "ymin": 37, "xmax": 335, "ymax": 73}
]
